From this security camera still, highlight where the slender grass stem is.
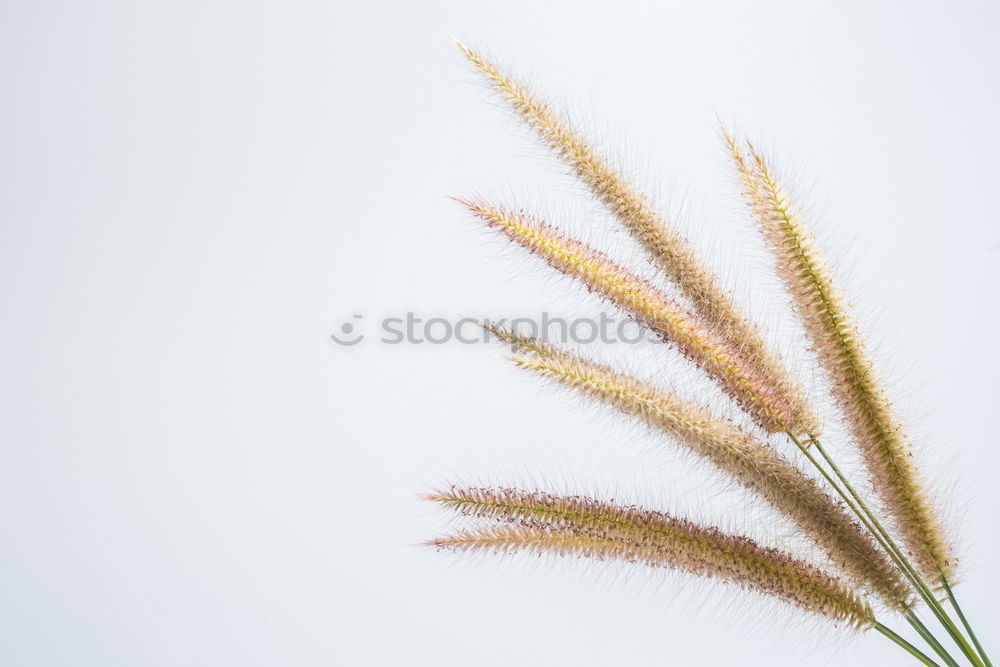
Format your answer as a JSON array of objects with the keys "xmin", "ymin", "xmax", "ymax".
[
  {"xmin": 785, "ymin": 433, "xmax": 977, "ymax": 666},
  {"xmin": 877, "ymin": 620, "xmax": 944, "ymax": 667},
  {"xmin": 787, "ymin": 433, "xmax": 906, "ymax": 571},
  {"xmin": 941, "ymin": 575, "xmax": 994, "ymax": 667},
  {"xmin": 786, "ymin": 436, "xmax": 956, "ymax": 664},
  {"xmin": 806, "ymin": 436, "xmax": 984, "ymax": 667},
  {"xmin": 787, "ymin": 434, "xmax": 918, "ymax": 593},
  {"xmin": 909, "ymin": 611, "xmax": 963, "ymax": 667}
]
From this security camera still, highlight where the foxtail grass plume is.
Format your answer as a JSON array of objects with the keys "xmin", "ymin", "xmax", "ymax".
[
  {"xmin": 491, "ymin": 327, "xmax": 911, "ymax": 608},
  {"xmin": 461, "ymin": 199, "xmax": 804, "ymax": 434},
  {"xmin": 426, "ymin": 487, "xmax": 874, "ymax": 629},
  {"xmin": 424, "ymin": 44, "xmax": 993, "ymax": 666},
  {"xmin": 724, "ymin": 129, "xmax": 955, "ymax": 583},
  {"xmin": 456, "ymin": 40, "xmax": 818, "ymax": 438}
]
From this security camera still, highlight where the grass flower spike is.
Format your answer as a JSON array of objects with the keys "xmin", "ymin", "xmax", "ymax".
[
  {"xmin": 426, "ymin": 488, "xmax": 874, "ymax": 629},
  {"xmin": 724, "ymin": 130, "xmax": 955, "ymax": 584},
  {"xmin": 456, "ymin": 41, "xmax": 818, "ymax": 437},
  {"xmin": 421, "ymin": 42, "xmax": 994, "ymax": 666},
  {"xmin": 493, "ymin": 329, "xmax": 911, "ymax": 608},
  {"xmin": 462, "ymin": 200, "xmax": 804, "ymax": 434}
]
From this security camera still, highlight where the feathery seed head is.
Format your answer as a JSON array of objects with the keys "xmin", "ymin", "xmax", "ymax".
[
  {"xmin": 492, "ymin": 335, "xmax": 912, "ymax": 607},
  {"xmin": 481, "ymin": 321, "xmax": 565, "ymax": 357},
  {"xmin": 725, "ymin": 131, "xmax": 955, "ymax": 581},
  {"xmin": 462, "ymin": 199, "xmax": 803, "ymax": 434},
  {"xmin": 426, "ymin": 487, "xmax": 874, "ymax": 629},
  {"xmin": 458, "ymin": 42, "xmax": 819, "ymax": 437}
]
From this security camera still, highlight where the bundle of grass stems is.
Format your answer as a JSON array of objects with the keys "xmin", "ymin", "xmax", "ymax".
[{"xmin": 423, "ymin": 41, "xmax": 992, "ymax": 666}]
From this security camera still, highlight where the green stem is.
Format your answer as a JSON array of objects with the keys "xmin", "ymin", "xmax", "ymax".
[
  {"xmin": 877, "ymin": 620, "xmax": 943, "ymax": 667},
  {"xmin": 941, "ymin": 575, "xmax": 993, "ymax": 667},
  {"xmin": 805, "ymin": 436, "xmax": 984, "ymax": 667},
  {"xmin": 787, "ymin": 433, "xmax": 909, "ymax": 572},
  {"xmin": 909, "ymin": 611, "xmax": 962, "ymax": 667},
  {"xmin": 785, "ymin": 435, "xmax": 958, "ymax": 665},
  {"xmin": 785, "ymin": 433, "xmax": 979, "ymax": 666}
]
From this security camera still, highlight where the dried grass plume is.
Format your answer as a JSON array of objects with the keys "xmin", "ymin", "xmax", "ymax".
[
  {"xmin": 724, "ymin": 127, "xmax": 955, "ymax": 583},
  {"xmin": 456, "ymin": 40, "xmax": 819, "ymax": 438},
  {"xmin": 426, "ymin": 487, "xmax": 875, "ymax": 629}
]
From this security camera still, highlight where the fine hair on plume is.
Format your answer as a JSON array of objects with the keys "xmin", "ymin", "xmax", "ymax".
[{"xmin": 419, "ymin": 41, "xmax": 994, "ymax": 667}]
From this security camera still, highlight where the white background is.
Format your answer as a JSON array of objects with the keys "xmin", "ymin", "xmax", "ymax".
[{"xmin": 2, "ymin": 1, "xmax": 998, "ymax": 665}]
